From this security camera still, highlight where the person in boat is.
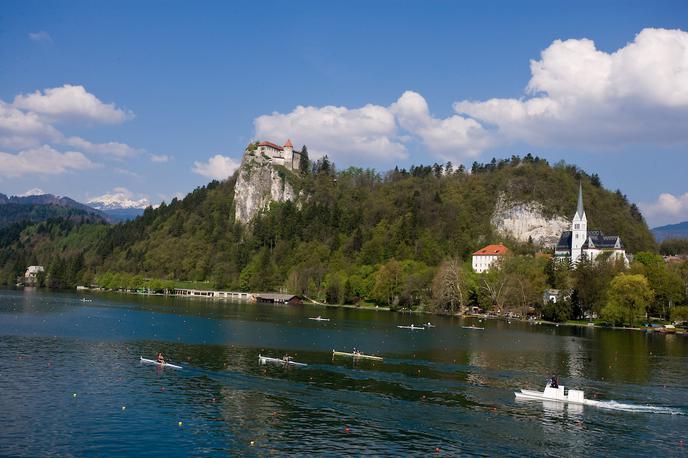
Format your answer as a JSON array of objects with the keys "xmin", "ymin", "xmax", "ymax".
[
  {"xmin": 282, "ymin": 354, "xmax": 291, "ymax": 363},
  {"xmin": 353, "ymin": 347, "xmax": 361, "ymax": 356},
  {"xmin": 156, "ymin": 352, "xmax": 165, "ymax": 365},
  {"xmin": 549, "ymin": 374, "xmax": 559, "ymax": 388}
]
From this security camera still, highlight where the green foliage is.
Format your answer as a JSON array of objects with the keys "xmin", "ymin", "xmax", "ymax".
[
  {"xmin": 670, "ymin": 306, "xmax": 688, "ymax": 323},
  {"xmin": 0, "ymin": 156, "xmax": 659, "ymax": 315},
  {"xmin": 659, "ymin": 238, "xmax": 688, "ymax": 256},
  {"xmin": 602, "ymin": 274, "xmax": 654, "ymax": 326},
  {"xmin": 541, "ymin": 299, "xmax": 572, "ymax": 322}
]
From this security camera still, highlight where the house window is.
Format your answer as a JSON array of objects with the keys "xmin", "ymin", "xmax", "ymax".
[
  {"xmin": 574, "ymin": 224, "xmax": 579, "ymax": 229},
  {"xmin": 575, "ymin": 234, "xmax": 578, "ymax": 239}
]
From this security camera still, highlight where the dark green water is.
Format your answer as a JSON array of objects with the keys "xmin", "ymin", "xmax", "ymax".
[{"xmin": 0, "ymin": 289, "xmax": 686, "ymax": 456}]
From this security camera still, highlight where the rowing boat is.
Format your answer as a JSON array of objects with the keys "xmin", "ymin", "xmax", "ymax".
[
  {"xmin": 308, "ymin": 317, "xmax": 330, "ymax": 321},
  {"xmin": 140, "ymin": 356, "xmax": 182, "ymax": 370},
  {"xmin": 258, "ymin": 354, "xmax": 307, "ymax": 367},
  {"xmin": 397, "ymin": 325, "xmax": 425, "ymax": 330},
  {"xmin": 462, "ymin": 326, "xmax": 485, "ymax": 330},
  {"xmin": 332, "ymin": 350, "xmax": 383, "ymax": 361}
]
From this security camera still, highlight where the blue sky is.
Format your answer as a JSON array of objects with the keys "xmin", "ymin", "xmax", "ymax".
[{"xmin": 1, "ymin": 1, "xmax": 687, "ymax": 226}]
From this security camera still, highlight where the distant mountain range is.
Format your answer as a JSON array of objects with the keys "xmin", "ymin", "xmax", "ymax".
[
  {"xmin": 0, "ymin": 192, "xmax": 147, "ymax": 227},
  {"xmin": 652, "ymin": 221, "xmax": 688, "ymax": 242}
]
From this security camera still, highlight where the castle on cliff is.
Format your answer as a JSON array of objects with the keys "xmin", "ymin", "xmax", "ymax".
[{"xmin": 247, "ymin": 139, "xmax": 303, "ymax": 171}]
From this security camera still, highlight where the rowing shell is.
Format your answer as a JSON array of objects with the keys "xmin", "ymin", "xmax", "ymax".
[
  {"xmin": 308, "ymin": 317, "xmax": 330, "ymax": 321},
  {"xmin": 332, "ymin": 350, "xmax": 383, "ymax": 361},
  {"xmin": 258, "ymin": 355, "xmax": 307, "ymax": 367},
  {"xmin": 397, "ymin": 325, "xmax": 425, "ymax": 330},
  {"xmin": 140, "ymin": 356, "xmax": 182, "ymax": 370},
  {"xmin": 462, "ymin": 326, "xmax": 485, "ymax": 330}
]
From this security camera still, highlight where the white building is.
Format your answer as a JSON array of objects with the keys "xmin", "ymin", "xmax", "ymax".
[
  {"xmin": 555, "ymin": 183, "xmax": 628, "ymax": 264},
  {"xmin": 25, "ymin": 265, "xmax": 44, "ymax": 279},
  {"xmin": 252, "ymin": 139, "xmax": 302, "ymax": 171},
  {"xmin": 472, "ymin": 243, "xmax": 509, "ymax": 273}
]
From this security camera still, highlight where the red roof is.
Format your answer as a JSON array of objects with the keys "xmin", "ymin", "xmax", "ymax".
[
  {"xmin": 258, "ymin": 141, "xmax": 283, "ymax": 151},
  {"xmin": 473, "ymin": 244, "xmax": 509, "ymax": 256},
  {"xmin": 284, "ymin": 139, "xmax": 293, "ymax": 148}
]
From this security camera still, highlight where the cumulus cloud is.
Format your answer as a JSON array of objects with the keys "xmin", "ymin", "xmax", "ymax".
[
  {"xmin": 0, "ymin": 101, "xmax": 61, "ymax": 148},
  {"xmin": 454, "ymin": 28, "xmax": 688, "ymax": 149},
  {"xmin": 28, "ymin": 31, "xmax": 53, "ymax": 44},
  {"xmin": 192, "ymin": 154, "xmax": 240, "ymax": 180},
  {"xmin": 254, "ymin": 28, "xmax": 688, "ymax": 164},
  {"xmin": 255, "ymin": 103, "xmax": 407, "ymax": 165},
  {"xmin": 13, "ymin": 84, "xmax": 133, "ymax": 124},
  {"xmin": 640, "ymin": 192, "xmax": 688, "ymax": 226},
  {"xmin": 0, "ymin": 145, "xmax": 97, "ymax": 178},
  {"xmin": 391, "ymin": 91, "xmax": 491, "ymax": 161}
]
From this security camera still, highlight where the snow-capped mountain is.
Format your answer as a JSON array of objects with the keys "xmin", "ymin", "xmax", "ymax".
[{"xmin": 87, "ymin": 188, "xmax": 151, "ymax": 221}]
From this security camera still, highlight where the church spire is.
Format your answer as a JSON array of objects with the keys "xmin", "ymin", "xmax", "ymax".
[{"xmin": 575, "ymin": 181, "xmax": 585, "ymax": 219}]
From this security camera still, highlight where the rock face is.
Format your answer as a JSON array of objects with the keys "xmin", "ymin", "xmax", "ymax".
[
  {"xmin": 491, "ymin": 195, "xmax": 570, "ymax": 247},
  {"xmin": 233, "ymin": 154, "xmax": 296, "ymax": 224}
]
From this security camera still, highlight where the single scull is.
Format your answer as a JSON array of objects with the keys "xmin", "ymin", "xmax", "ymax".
[
  {"xmin": 332, "ymin": 350, "xmax": 383, "ymax": 361},
  {"xmin": 397, "ymin": 325, "xmax": 425, "ymax": 330},
  {"xmin": 140, "ymin": 356, "xmax": 182, "ymax": 370},
  {"xmin": 258, "ymin": 355, "xmax": 307, "ymax": 367},
  {"xmin": 308, "ymin": 316, "xmax": 330, "ymax": 322}
]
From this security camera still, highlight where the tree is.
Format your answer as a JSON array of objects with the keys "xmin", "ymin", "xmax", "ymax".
[
  {"xmin": 372, "ymin": 259, "xmax": 403, "ymax": 307},
  {"xmin": 632, "ymin": 252, "xmax": 684, "ymax": 319},
  {"xmin": 601, "ymin": 274, "xmax": 654, "ymax": 326},
  {"xmin": 431, "ymin": 258, "xmax": 469, "ymax": 314},
  {"xmin": 299, "ymin": 146, "xmax": 310, "ymax": 174},
  {"xmin": 502, "ymin": 255, "xmax": 548, "ymax": 318}
]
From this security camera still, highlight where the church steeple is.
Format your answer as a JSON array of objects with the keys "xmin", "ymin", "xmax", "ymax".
[
  {"xmin": 571, "ymin": 181, "xmax": 588, "ymax": 263},
  {"xmin": 574, "ymin": 181, "xmax": 586, "ymax": 220}
]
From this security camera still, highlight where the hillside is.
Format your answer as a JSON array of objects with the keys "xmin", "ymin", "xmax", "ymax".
[
  {"xmin": 0, "ymin": 155, "xmax": 656, "ymax": 301},
  {"xmin": 652, "ymin": 221, "xmax": 688, "ymax": 242},
  {"xmin": 0, "ymin": 198, "xmax": 109, "ymax": 228}
]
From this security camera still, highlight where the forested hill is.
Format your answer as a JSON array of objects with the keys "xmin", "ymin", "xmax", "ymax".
[{"xmin": 0, "ymin": 155, "xmax": 655, "ymax": 298}]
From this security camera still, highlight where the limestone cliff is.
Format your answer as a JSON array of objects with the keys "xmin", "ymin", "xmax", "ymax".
[
  {"xmin": 491, "ymin": 194, "xmax": 570, "ymax": 247},
  {"xmin": 233, "ymin": 153, "xmax": 296, "ymax": 224}
]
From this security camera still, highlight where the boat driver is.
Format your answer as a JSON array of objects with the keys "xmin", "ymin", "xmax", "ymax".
[
  {"xmin": 549, "ymin": 375, "xmax": 559, "ymax": 388},
  {"xmin": 156, "ymin": 352, "xmax": 165, "ymax": 364}
]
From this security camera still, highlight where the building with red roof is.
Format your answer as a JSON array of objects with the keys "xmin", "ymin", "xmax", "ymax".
[
  {"xmin": 250, "ymin": 139, "xmax": 302, "ymax": 171},
  {"xmin": 472, "ymin": 243, "xmax": 509, "ymax": 273}
]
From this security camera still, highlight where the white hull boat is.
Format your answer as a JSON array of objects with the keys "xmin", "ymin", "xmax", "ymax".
[
  {"xmin": 308, "ymin": 317, "xmax": 330, "ymax": 321},
  {"xmin": 397, "ymin": 325, "xmax": 425, "ymax": 330},
  {"xmin": 258, "ymin": 355, "xmax": 307, "ymax": 367},
  {"xmin": 332, "ymin": 350, "xmax": 383, "ymax": 361},
  {"xmin": 140, "ymin": 356, "xmax": 182, "ymax": 370},
  {"xmin": 515, "ymin": 384, "xmax": 597, "ymax": 406},
  {"xmin": 462, "ymin": 326, "xmax": 484, "ymax": 330}
]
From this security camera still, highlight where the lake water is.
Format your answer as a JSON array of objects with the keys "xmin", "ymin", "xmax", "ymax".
[{"xmin": 0, "ymin": 289, "xmax": 686, "ymax": 457}]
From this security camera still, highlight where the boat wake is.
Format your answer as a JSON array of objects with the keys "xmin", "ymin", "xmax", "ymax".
[{"xmin": 590, "ymin": 400, "xmax": 684, "ymax": 415}]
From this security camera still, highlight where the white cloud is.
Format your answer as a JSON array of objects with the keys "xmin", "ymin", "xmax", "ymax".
[
  {"xmin": 391, "ymin": 91, "xmax": 491, "ymax": 161},
  {"xmin": 150, "ymin": 154, "xmax": 169, "ymax": 163},
  {"xmin": 0, "ymin": 145, "xmax": 97, "ymax": 178},
  {"xmin": 454, "ymin": 28, "xmax": 688, "ymax": 149},
  {"xmin": 0, "ymin": 101, "xmax": 61, "ymax": 148},
  {"xmin": 18, "ymin": 188, "xmax": 45, "ymax": 196},
  {"xmin": 255, "ymin": 103, "xmax": 407, "ymax": 165},
  {"xmin": 87, "ymin": 187, "xmax": 150, "ymax": 209},
  {"xmin": 28, "ymin": 31, "xmax": 53, "ymax": 44},
  {"xmin": 192, "ymin": 154, "xmax": 240, "ymax": 180},
  {"xmin": 253, "ymin": 28, "xmax": 688, "ymax": 164},
  {"xmin": 640, "ymin": 192, "xmax": 688, "ymax": 226},
  {"xmin": 13, "ymin": 84, "xmax": 133, "ymax": 124},
  {"xmin": 63, "ymin": 136, "xmax": 142, "ymax": 158}
]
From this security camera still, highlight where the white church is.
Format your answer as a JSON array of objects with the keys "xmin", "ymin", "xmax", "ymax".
[{"xmin": 554, "ymin": 183, "xmax": 628, "ymax": 264}]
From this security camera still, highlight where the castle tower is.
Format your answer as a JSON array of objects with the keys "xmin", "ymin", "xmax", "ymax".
[
  {"xmin": 571, "ymin": 182, "xmax": 587, "ymax": 263},
  {"xmin": 283, "ymin": 139, "xmax": 293, "ymax": 169}
]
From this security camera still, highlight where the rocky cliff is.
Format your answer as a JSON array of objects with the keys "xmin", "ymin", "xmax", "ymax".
[
  {"xmin": 491, "ymin": 194, "xmax": 570, "ymax": 247},
  {"xmin": 233, "ymin": 154, "xmax": 296, "ymax": 224}
]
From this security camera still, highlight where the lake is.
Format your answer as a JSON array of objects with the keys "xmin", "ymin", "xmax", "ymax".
[{"xmin": 0, "ymin": 289, "xmax": 686, "ymax": 456}]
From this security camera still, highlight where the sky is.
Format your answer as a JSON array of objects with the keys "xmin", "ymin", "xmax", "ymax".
[{"xmin": 0, "ymin": 0, "xmax": 687, "ymax": 226}]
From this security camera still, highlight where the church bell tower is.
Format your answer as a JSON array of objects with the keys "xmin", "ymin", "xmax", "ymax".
[{"xmin": 571, "ymin": 182, "xmax": 587, "ymax": 263}]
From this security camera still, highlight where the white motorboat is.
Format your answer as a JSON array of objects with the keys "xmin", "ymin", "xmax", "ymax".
[{"xmin": 515, "ymin": 383, "xmax": 594, "ymax": 406}]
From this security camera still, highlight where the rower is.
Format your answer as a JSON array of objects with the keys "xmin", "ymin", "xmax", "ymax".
[
  {"xmin": 156, "ymin": 352, "xmax": 165, "ymax": 364},
  {"xmin": 282, "ymin": 354, "xmax": 291, "ymax": 363}
]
